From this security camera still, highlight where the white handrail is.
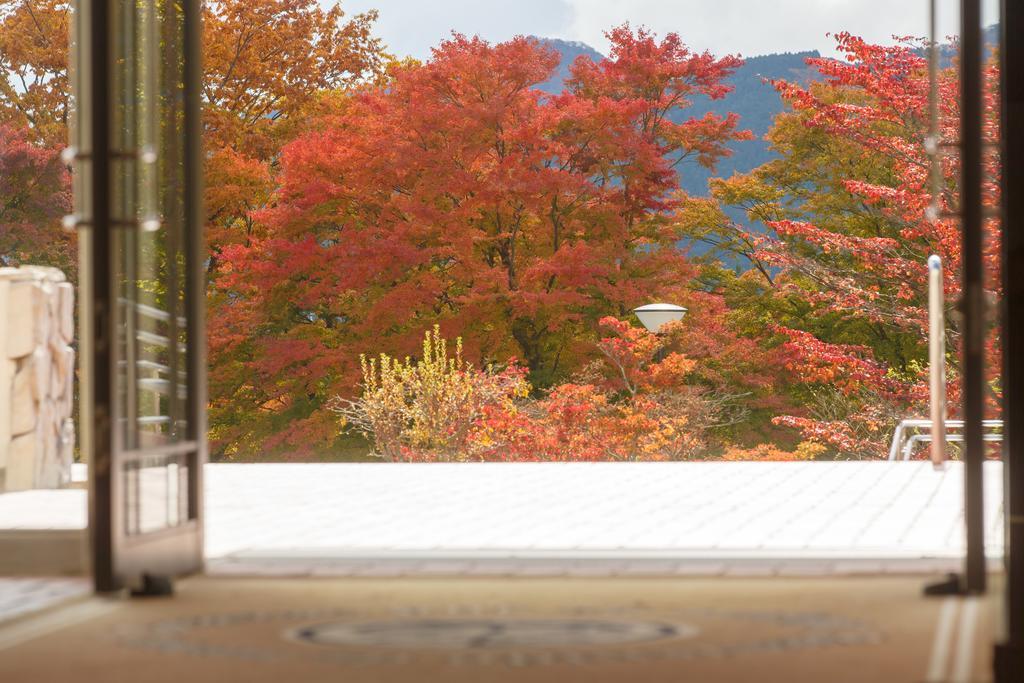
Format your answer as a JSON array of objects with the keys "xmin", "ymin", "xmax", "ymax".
[{"xmin": 888, "ymin": 418, "xmax": 1004, "ymax": 461}]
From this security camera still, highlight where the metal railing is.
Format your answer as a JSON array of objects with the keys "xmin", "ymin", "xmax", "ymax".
[
  {"xmin": 118, "ymin": 297, "xmax": 186, "ymax": 428},
  {"xmin": 887, "ymin": 418, "xmax": 1004, "ymax": 461}
]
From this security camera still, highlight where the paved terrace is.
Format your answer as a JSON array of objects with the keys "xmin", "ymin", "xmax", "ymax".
[{"xmin": 0, "ymin": 462, "xmax": 1005, "ymax": 570}]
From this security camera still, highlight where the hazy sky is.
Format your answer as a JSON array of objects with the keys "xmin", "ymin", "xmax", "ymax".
[{"xmin": 340, "ymin": 0, "xmax": 990, "ymax": 61}]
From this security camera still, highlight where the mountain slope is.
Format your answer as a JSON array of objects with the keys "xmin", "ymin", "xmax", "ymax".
[
  {"xmin": 536, "ymin": 38, "xmax": 818, "ymax": 198},
  {"xmin": 677, "ymin": 50, "xmax": 819, "ymax": 197},
  {"xmin": 537, "ymin": 28, "xmax": 999, "ymax": 198},
  {"xmin": 537, "ymin": 39, "xmax": 606, "ymax": 92},
  {"xmin": 533, "ymin": 31, "xmax": 997, "ymax": 260}
]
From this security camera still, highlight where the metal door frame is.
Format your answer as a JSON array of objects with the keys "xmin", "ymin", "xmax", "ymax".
[
  {"xmin": 997, "ymin": 0, "xmax": 1024, "ymax": 677},
  {"xmin": 78, "ymin": 0, "xmax": 206, "ymax": 593}
]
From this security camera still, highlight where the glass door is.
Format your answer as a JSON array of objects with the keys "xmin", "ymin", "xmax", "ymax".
[{"xmin": 72, "ymin": 0, "xmax": 205, "ymax": 592}]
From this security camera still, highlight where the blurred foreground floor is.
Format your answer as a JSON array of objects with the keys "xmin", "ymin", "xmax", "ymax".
[{"xmin": 0, "ymin": 575, "xmax": 999, "ymax": 682}]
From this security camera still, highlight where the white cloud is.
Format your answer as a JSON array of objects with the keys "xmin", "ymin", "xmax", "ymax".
[
  {"xmin": 342, "ymin": 0, "xmax": 574, "ymax": 60},
  {"xmin": 339, "ymin": 1, "xmax": 972, "ymax": 61},
  {"xmin": 560, "ymin": 0, "xmax": 960, "ymax": 58}
]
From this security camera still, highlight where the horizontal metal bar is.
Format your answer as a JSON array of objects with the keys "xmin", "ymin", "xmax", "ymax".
[
  {"xmin": 135, "ymin": 329, "xmax": 187, "ymax": 353},
  {"xmin": 119, "ymin": 359, "xmax": 169, "ymax": 373},
  {"xmin": 61, "ymin": 214, "xmax": 162, "ymax": 232},
  {"xmin": 894, "ymin": 419, "xmax": 1003, "ymax": 428},
  {"xmin": 137, "ymin": 416, "xmax": 172, "ymax": 425},
  {"xmin": 137, "ymin": 377, "xmax": 188, "ymax": 399},
  {"xmin": 936, "ymin": 140, "xmax": 1001, "ymax": 150},
  {"xmin": 120, "ymin": 519, "xmax": 200, "ymax": 549},
  {"xmin": 137, "ymin": 360, "xmax": 186, "ymax": 379},
  {"xmin": 116, "ymin": 441, "xmax": 200, "ymax": 463},
  {"xmin": 117, "ymin": 415, "xmax": 173, "ymax": 425},
  {"xmin": 118, "ymin": 358, "xmax": 187, "ymax": 379},
  {"xmin": 62, "ymin": 146, "xmax": 157, "ymax": 164},
  {"xmin": 120, "ymin": 298, "xmax": 187, "ymax": 326},
  {"xmin": 890, "ymin": 417, "xmax": 1004, "ymax": 460},
  {"xmin": 901, "ymin": 431, "xmax": 1003, "ymax": 460},
  {"xmin": 938, "ymin": 207, "xmax": 1002, "ymax": 220},
  {"xmin": 136, "ymin": 330, "xmax": 169, "ymax": 347}
]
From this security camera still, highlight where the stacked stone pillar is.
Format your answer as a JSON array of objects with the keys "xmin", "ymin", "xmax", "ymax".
[{"xmin": 0, "ymin": 266, "xmax": 75, "ymax": 492}]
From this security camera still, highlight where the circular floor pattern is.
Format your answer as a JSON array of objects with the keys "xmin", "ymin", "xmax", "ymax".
[
  {"xmin": 112, "ymin": 603, "xmax": 883, "ymax": 668},
  {"xmin": 293, "ymin": 618, "xmax": 688, "ymax": 649}
]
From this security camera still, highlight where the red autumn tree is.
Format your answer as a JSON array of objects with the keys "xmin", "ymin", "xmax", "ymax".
[
  {"xmin": 0, "ymin": 124, "xmax": 70, "ymax": 269},
  {"xmin": 676, "ymin": 33, "xmax": 1001, "ymax": 457},
  {"xmin": 212, "ymin": 27, "xmax": 751, "ymax": 458}
]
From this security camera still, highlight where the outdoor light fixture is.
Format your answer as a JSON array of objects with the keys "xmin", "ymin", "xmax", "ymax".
[{"xmin": 633, "ymin": 303, "xmax": 687, "ymax": 334}]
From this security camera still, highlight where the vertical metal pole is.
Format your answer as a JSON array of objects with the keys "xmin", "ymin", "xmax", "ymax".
[
  {"xmin": 996, "ymin": 0, "xmax": 1024, "ymax": 676},
  {"xmin": 960, "ymin": 0, "xmax": 987, "ymax": 594},
  {"xmin": 926, "ymin": 0, "xmax": 944, "ymax": 473},
  {"xmin": 929, "ymin": 255, "xmax": 947, "ymax": 468},
  {"xmin": 84, "ymin": 0, "xmax": 117, "ymax": 593},
  {"xmin": 183, "ymin": 0, "xmax": 207, "ymax": 540},
  {"xmin": 927, "ymin": 0, "xmax": 942, "ymax": 222}
]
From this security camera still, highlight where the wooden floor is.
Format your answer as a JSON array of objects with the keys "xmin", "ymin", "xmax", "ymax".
[{"xmin": 0, "ymin": 575, "xmax": 1000, "ymax": 682}]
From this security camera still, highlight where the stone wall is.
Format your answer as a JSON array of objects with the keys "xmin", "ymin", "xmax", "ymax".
[{"xmin": 0, "ymin": 267, "xmax": 75, "ymax": 492}]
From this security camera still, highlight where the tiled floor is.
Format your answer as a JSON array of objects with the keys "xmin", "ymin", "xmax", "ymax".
[
  {"xmin": 0, "ymin": 462, "xmax": 1007, "ymax": 636},
  {"xmin": 201, "ymin": 461, "xmax": 1004, "ymax": 559},
  {"xmin": 0, "ymin": 461, "xmax": 1005, "ymax": 562}
]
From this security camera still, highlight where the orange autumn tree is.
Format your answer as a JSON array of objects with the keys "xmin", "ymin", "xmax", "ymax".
[
  {"xmin": 2, "ymin": 0, "xmax": 391, "ymax": 458},
  {"xmin": 2, "ymin": 0, "xmax": 388, "ymax": 249},
  {"xmin": 0, "ymin": 0, "xmax": 70, "ymax": 146},
  {"xmin": 2, "ymin": 0, "xmax": 388, "ymax": 278},
  {"xmin": 202, "ymin": 0, "xmax": 388, "ymax": 258},
  {"xmin": 473, "ymin": 317, "xmax": 722, "ymax": 461},
  {"xmin": 0, "ymin": 0, "xmax": 73, "ymax": 274},
  {"xmin": 469, "ymin": 312, "xmax": 789, "ymax": 462},
  {"xmin": 213, "ymin": 27, "xmax": 752, "ymax": 458}
]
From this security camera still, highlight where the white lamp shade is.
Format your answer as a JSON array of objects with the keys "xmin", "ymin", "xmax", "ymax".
[{"xmin": 633, "ymin": 303, "xmax": 687, "ymax": 334}]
